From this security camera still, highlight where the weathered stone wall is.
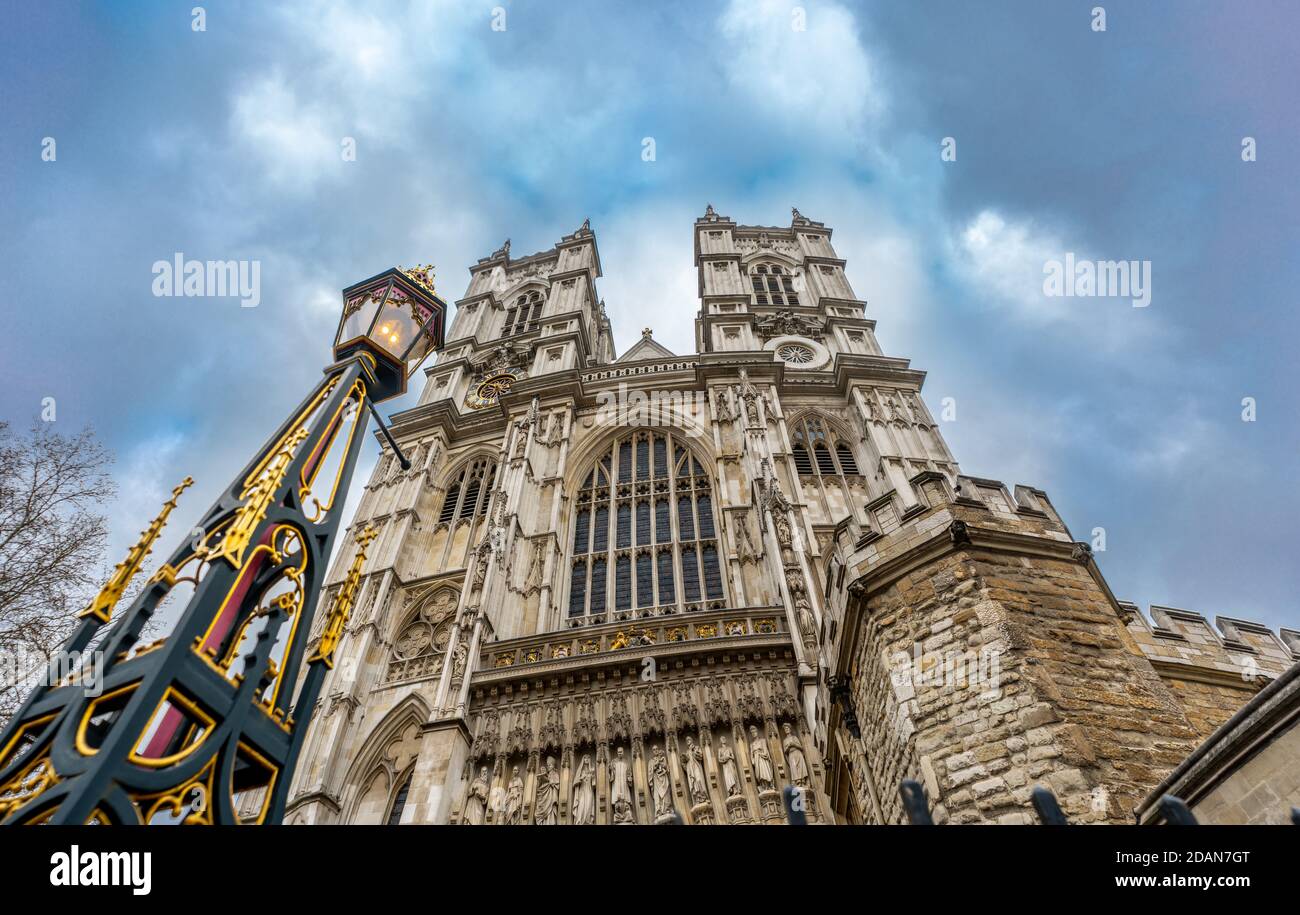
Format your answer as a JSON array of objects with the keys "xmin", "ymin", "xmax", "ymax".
[
  {"xmin": 849, "ymin": 546, "xmax": 1202, "ymax": 824},
  {"xmin": 1150, "ymin": 676, "xmax": 1256, "ymax": 739},
  {"xmin": 1120, "ymin": 602, "xmax": 1297, "ymax": 740},
  {"xmin": 820, "ymin": 473, "xmax": 1216, "ymax": 824}
]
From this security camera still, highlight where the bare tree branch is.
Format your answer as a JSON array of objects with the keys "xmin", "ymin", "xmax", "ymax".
[{"xmin": 0, "ymin": 421, "xmax": 116, "ymax": 721}]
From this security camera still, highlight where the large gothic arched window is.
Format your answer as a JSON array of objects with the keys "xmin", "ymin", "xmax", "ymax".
[
  {"xmin": 568, "ymin": 431, "xmax": 725, "ymax": 621},
  {"xmin": 750, "ymin": 263, "xmax": 799, "ymax": 306},
  {"xmin": 437, "ymin": 457, "xmax": 497, "ymax": 524}
]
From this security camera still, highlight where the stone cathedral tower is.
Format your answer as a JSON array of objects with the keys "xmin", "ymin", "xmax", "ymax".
[{"xmin": 284, "ymin": 208, "xmax": 1293, "ymax": 826}]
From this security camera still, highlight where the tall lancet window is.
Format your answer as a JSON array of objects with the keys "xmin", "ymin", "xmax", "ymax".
[
  {"xmin": 750, "ymin": 263, "xmax": 799, "ymax": 306},
  {"xmin": 568, "ymin": 431, "xmax": 725, "ymax": 620},
  {"xmin": 385, "ymin": 771, "xmax": 412, "ymax": 825}
]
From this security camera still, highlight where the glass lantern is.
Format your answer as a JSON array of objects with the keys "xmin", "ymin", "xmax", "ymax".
[{"xmin": 334, "ymin": 266, "xmax": 447, "ymax": 401}]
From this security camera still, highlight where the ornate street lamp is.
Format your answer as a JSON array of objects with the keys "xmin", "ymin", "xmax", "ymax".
[{"xmin": 0, "ymin": 266, "xmax": 446, "ymax": 825}]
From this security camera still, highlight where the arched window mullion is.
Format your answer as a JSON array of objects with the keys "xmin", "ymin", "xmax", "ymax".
[
  {"xmin": 386, "ymin": 769, "xmax": 413, "ymax": 825},
  {"xmin": 570, "ymin": 432, "xmax": 723, "ymax": 620},
  {"xmin": 666, "ymin": 457, "xmax": 685, "ymax": 613},
  {"xmin": 690, "ymin": 488, "xmax": 705, "ymax": 604}
]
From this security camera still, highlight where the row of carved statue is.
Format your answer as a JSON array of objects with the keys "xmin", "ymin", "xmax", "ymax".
[{"xmin": 460, "ymin": 720, "xmax": 813, "ymax": 825}]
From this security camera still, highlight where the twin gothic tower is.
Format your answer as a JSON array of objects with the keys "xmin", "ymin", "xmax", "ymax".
[{"xmin": 283, "ymin": 208, "xmax": 1288, "ymax": 826}]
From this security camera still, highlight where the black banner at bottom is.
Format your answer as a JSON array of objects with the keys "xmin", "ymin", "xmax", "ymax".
[{"xmin": 0, "ymin": 824, "xmax": 1285, "ymax": 900}]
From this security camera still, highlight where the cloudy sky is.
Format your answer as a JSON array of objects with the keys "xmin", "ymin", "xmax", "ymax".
[{"xmin": 2, "ymin": 1, "xmax": 1296, "ymax": 632}]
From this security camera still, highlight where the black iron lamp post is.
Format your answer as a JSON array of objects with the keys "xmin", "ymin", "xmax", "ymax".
[{"xmin": 0, "ymin": 266, "xmax": 446, "ymax": 825}]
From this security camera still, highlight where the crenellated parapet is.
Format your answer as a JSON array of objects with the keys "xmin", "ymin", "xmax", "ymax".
[
  {"xmin": 1119, "ymin": 602, "xmax": 1298, "ymax": 737},
  {"xmin": 1121, "ymin": 603, "xmax": 1297, "ymax": 679}
]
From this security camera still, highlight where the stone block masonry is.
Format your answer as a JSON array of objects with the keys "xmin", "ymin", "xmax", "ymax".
[{"xmin": 818, "ymin": 471, "xmax": 1297, "ymax": 824}]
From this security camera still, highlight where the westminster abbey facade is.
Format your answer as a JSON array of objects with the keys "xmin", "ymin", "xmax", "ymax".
[{"xmin": 284, "ymin": 209, "xmax": 1299, "ymax": 826}]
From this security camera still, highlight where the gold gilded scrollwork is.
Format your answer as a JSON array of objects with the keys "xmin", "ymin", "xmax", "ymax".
[
  {"xmin": 216, "ymin": 375, "xmax": 342, "ymax": 569},
  {"xmin": 0, "ymin": 752, "xmax": 58, "ymax": 820},
  {"xmin": 300, "ymin": 379, "xmax": 367, "ymax": 524},
  {"xmin": 217, "ymin": 427, "xmax": 309, "ymax": 569},
  {"xmin": 134, "ymin": 758, "xmax": 217, "ymax": 825},
  {"xmin": 308, "ymin": 525, "xmax": 377, "ymax": 669},
  {"xmin": 195, "ymin": 524, "xmax": 308, "ymax": 688}
]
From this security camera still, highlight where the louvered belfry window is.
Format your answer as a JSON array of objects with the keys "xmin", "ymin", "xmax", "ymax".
[
  {"xmin": 500, "ymin": 290, "xmax": 544, "ymax": 338},
  {"xmin": 750, "ymin": 263, "xmax": 799, "ymax": 306},
  {"xmin": 568, "ymin": 431, "xmax": 725, "ymax": 619},
  {"xmin": 790, "ymin": 416, "xmax": 862, "ymax": 479},
  {"xmin": 437, "ymin": 458, "xmax": 497, "ymax": 523}
]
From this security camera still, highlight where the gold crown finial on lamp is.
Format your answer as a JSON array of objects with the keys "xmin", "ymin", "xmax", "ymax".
[{"xmin": 400, "ymin": 263, "xmax": 437, "ymax": 296}]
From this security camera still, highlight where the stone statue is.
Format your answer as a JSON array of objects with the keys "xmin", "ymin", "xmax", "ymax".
[
  {"xmin": 682, "ymin": 736, "xmax": 709, "ymax": 805},
  {"xmin": 504, "ymin": 765, "xmax": 524, "ymax": 825},
  {"xmin": 572, "ymin": 754, "xmax": 596, "ymax": 825},
  {"xmin": 773, "ymin": 511, "xmax": 793, "ymax": 549},
  {"xmin": 471, "ymin": 541, "xmax": 490, "ymax": 594},
  {"xmin": 782, "ymin": 723, "xmax": 809, "ymax": 788},
  {"xmin": 536, "ymin": 756, "xmax": 559, "ymax": 824},
  {"xmin": 464, "ymin": 766, "xmax": 489, "ymax": 825},
  {"xmin": 749, "ymin": 725, "xmax": 774, "ymax": 791},
  {"xmin": 609, "ymin": 746, "xmax": 635, "ymax": 824},
  {"xmin": 795, "ymin": 595, "xmax": 817, "ymax": 650},
  {"xmin": 650, "ymin": 746, "xmax": 672, "ymax": 819},
  {"xmin": 717, "ymin": 736, "xmax": 740, "ymax": 797}
]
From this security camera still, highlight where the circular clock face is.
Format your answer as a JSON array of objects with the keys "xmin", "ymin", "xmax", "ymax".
[{"xmin": 465, "ymin": 370, "xmax": 520, "ymax": 409}]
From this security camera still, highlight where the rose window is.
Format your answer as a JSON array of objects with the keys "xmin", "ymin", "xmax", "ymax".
[{"xmin": 777, "ymin": 343, "xmax": 815, "ymax": 365}]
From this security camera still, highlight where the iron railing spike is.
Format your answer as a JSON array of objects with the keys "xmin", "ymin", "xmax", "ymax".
[
  {"xmin": 1030, "ymin": 786, "xmax": 1070, "ymax": 825},
  {"xmin": 1157, "ymin": 795, "xmax": 1199, "ymax": 825},
  {"xmin": 899, "ymin": 779, "xmax": 934, "ymax": 825}
]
